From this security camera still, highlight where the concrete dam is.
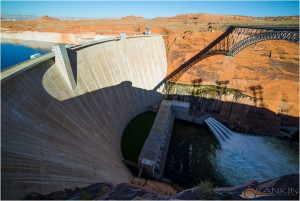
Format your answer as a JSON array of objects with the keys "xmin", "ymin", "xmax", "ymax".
[{"xmin": 1, "ymin": 35, "xmax": 167, "ymax": 199}]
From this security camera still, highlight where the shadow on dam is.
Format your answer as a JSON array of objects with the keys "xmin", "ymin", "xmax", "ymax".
[
  {"xmin": 1, "ymin": 42, "xmax": 299, "ymax": 199},
  {"xmin": 1, "ymin": 57, "xmax": 163, "ymax": 199}
]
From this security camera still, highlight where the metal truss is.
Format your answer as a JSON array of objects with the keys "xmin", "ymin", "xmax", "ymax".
[{"xmin": 228, "ymin": 31, "xmax": 299, "ymax": 56}]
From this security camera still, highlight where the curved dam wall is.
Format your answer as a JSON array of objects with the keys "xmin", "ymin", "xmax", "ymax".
[{"xmin": 1, "ymin": 35, "xmax": 167, "ymax": 199}]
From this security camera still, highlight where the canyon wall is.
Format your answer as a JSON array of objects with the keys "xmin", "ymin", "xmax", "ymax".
[
  {"xmin": 166, "ymin": 31, "xmax": 299, "ymax": 121},
  {"xmin": 2, "ymin": 15, "xmax": 298, "ymax": 121},
  {"xmin": 1, "ymin": 36, "xmax": 167, "ymax": 199}
]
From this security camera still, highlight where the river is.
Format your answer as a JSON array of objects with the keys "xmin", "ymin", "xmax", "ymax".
[{"xmin": 164, "ymin": 119, "xmax": 299, "ymax": 188}]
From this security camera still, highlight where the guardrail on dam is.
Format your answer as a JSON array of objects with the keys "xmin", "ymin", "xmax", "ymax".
[{"xmin": 1, "ymin": 35, "xmax": 167, "ymax": 199}]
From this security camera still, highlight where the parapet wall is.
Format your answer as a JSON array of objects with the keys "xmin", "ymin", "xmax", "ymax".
[{"xmin": 1, "ymin": 35, "xmax": 167, "ymax": 199}]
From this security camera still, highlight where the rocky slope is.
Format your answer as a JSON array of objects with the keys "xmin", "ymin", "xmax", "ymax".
[{"xmin": 23, "ymin": 174, "xmax": 299, "ymax": 200}]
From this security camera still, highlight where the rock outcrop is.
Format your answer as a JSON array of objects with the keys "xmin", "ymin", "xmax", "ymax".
[
  {"xmin": 38, "ymin": 15, "xmax": 61, "ymax": 22},
  {"xmin": 121, "ymin": 15, "xmax": 145, "ymax": 21},
  {"xmin": 23, "ymin": 174, "xmax": 299, "ymax": 200}
]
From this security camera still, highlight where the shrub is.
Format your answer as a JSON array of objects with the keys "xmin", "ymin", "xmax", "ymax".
[
  {"xmin": 196, "ymin": 181, "xmax": 215, "ymax": 200},
  {"xmin": 80, "ymin": 191, "xmax": 92, "ymax": 200},
  {"xmin": 97, "ymin": 187, "xmax": 109, "ymax": 198},
  {"xmin": 221, "ymin": 192, "xmax": 233, "ymax": 200}
]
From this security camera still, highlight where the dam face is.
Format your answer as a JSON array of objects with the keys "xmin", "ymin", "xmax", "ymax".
[{"xmin": 1, "ymin": 36, "xmax": 167, "ymax": 199}]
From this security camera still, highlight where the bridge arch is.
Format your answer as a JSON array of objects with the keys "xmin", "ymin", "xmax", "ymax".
[{"xmin": 227, "ymin": 31, "xmax": 299, "ymax": 56}]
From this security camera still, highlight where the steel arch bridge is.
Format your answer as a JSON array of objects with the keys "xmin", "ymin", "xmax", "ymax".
[{"xmin": 156, "ymin": 25, "xmax": 299, "ymax": 94}]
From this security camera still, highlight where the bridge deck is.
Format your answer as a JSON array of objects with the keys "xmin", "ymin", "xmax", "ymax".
[{"xmin": 230, "ymin": 25, "xmax": 299, "ymax": 31}]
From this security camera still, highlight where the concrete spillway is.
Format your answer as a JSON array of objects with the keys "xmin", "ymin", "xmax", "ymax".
[{"xmin": 1, "ymin": 35, "xmax": 167, "ymax": 199}]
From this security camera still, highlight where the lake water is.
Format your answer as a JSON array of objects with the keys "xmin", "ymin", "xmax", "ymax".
[{"xmin": 1, "ymin": 39, "xmax": 56, "ymax": 70}]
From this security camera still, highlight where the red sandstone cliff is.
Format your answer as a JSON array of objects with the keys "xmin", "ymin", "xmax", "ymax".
[{"xmin": 1, "ymin": 14, "xmax": 299, "ymax": 132}]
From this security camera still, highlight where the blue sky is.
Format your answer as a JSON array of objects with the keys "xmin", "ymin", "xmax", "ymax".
[{"xmin": 2, "ymin": 1, "xmax": 299, "ymax": 18}]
